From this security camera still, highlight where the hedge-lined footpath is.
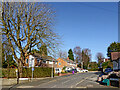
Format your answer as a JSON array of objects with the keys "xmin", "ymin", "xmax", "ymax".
[{"xmin": 2, "ymin": 67, "xmax": 53, "ymax": 78}]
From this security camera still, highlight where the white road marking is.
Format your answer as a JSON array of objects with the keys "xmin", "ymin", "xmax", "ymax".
[
  {"xmin": 71, "ymin": 74, "xmax": 95, "ymax": 88},
  {"xmin": 51, "ymin": 85, "xmax": 56, "ymax": 88},
  {"xmin": 62, "ymin": 80, "xmax": 71, "ymax": 84},
  {"xmin": 37, "ymin": 74, "xmax": 74, "ymax": 87},
  {"xmin": 17, "ymin": 86, "xmax": 34, "ymax": 88},
  {"xmin": 76, "ymin": 87, "xmax": 87, "ymax": 88}
]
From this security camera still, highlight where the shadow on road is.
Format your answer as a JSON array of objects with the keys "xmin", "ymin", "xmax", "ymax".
[{"xmin": 94, "ymin": 71, "xmax": 102, "ymax": 75}]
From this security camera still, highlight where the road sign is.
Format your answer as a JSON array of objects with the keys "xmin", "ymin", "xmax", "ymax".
[
  {"xmin": 29, "ymin": 55, "xmax": 35, "ymax": 67},
  {"xmin": 32, "ymin": 67, "xmax": 34, "ymax": 71}
]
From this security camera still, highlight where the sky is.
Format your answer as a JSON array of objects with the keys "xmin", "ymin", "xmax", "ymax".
[{"xmin": 49, "ymin": 2, "xmax": 118, "ymax": 62}]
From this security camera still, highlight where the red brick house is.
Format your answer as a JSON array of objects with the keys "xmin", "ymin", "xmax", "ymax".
[{"xmin": 56, "ymin": 58, "xmax": 77, "ymax": 72}]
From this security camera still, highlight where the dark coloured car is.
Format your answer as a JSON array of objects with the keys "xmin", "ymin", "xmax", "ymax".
[
  {"xmin": 104, "ymin": 68, "xmax": 113, "ymax": 75},
  {"xmin": 72, "ymin": 69, "xmax": 77, "ymax": 73}
]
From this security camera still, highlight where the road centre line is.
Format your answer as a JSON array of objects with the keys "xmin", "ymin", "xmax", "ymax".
[
  {"xmin": 51, "ymin": 85, "xmax": 56, "ymax": 88},
  {"xmin": 62, "ymin": 80, "xmax": 71, "ymax": 84},
  {"xmin": 38, "ymin": 73, "xmax": 90, "ymax": 87},
  {"xmin": 37, "ymin": 74, "xmax": 74, "ymax": 86},
  {"xmin": 72, "ymin": 74, "xmax": 94, "ymax": 88}
]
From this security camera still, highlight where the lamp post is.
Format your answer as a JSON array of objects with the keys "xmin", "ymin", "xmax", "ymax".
[{"xmin": 51, "ymin": 59, "xmax": 53, "ymax": 78}]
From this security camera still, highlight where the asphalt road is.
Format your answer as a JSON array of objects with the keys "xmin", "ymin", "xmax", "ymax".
[{"xmin": 10, "ymin": 72, "xmax": 113, "ymax": 88}]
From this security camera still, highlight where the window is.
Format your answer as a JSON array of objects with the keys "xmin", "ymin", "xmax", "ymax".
[
  {"xmin": 59, "ymin": 63, "xmax": 61, "ymax": 65},
  {"xmin": 49, "ymin": 61, "xmax": 53, "ymax": 64},
  {"xmin": 55, "ymin": 61, "xmax": 57, "ymax": 64},
  {"xmin": 31, "ymin": 58, "xmax": 34, "ymax": 60},
  {"xmin": 43, "ymin": 61, "xmax": 46, "ymax": 63},
  {"xmin": 37, "ymin": 60, "xmax": 39, "ymax": 63},
  {"xmin": 26, "ymin": 59, "xmax": 28, "ymax": 64}
]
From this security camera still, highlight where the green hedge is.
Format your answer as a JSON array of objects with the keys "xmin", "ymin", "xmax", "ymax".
[
  {"xmin": 2, "ymin": 67, "xmax": 53, "ymax": 78},
  {"xmin": 88, "ymin": 68, "xmax": 99, "ymax": 71},
  {"xmin": 2, "ymin": 68, "xmax": 16, "ymax": 78}
]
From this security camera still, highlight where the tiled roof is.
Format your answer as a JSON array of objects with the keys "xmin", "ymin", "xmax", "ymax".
[
  {"xmin": 31, "ymin": 53, "xmax": 57, "ymax": 61},
  {"xmin": 58, "ymin": 58, "xmax": 76, "ymax": 64},
  {"xmin": 111, "ymin": 52, "xmax": 120, "ymax": 60}
]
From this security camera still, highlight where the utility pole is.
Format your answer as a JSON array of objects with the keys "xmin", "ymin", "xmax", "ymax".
[
  {"xmin": 81, "ymin": 52, "xmax": 84, "ymax": 69},
  {"xmin": 51, "ymin": 59, "xmax": 53, "ymax": 78},
  {"xmin": 81, "ymin": 61, "xmax": 83, "ymax": 69}
]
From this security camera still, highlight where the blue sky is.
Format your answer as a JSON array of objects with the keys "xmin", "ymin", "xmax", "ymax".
[{"xmin": 49, "ymin": 2, "xmax": 118, "ymax": 62}]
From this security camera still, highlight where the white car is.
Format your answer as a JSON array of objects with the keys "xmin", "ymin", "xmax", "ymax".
[
  {"xmin": 55, "ymin": 68, "xmax": 62, "ymax": 73},
  {"xmin": 82, "ymin": 69, "xmax": 88, "ymax": 72},
  {"xmin": 76, "ymin": 68, "xmax": 81, "ymax": 72}
]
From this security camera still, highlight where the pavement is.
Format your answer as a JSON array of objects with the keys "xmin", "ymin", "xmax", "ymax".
[{"xmin": 2, "ymin": 71, "xmax": 117, "ymax": 89}]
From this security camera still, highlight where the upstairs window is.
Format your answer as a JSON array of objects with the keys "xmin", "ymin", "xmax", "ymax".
[{"xmin": 59, "ymin": 63, "xmax": 61, "ymax": 65}]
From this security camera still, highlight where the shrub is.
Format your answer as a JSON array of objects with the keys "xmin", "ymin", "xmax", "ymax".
[
  {"xmin": 2, "ymin": 67, "xmax": 53, "ymax": 78},
  {"xmin": 88, "ymin": 68, "xmax": 99, "ymax": 71},
  {"xmin": 2, "ymin": 68, "xmax": 16, "ymax": 78}
]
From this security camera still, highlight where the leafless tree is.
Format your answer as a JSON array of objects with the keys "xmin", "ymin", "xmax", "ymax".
[
  {"xmin": 82, "ymin": 48, "xmax": 91, "ymax": 69},
  {"xmin": 96, "ymin": 52, "xmax": 104, "ymax": 63},
  {"xmin": 58, "ymin": 50, "xmax": 67, "ymax": 59},
  {"xmin": 73, "ymin": 46, "xmax": 82, "ymax": 63},
  {"xmin": 1, "ymin": 2, "xmax": 60, "ymax": 80}
]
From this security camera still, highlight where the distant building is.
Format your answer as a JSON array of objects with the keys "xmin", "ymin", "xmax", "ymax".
[
  {"xmin": 111, "ymin": 52, "xmax": 120, "ymax": 71},
  {"xmin": 103, "ymin": 58, "xmax": 110, "ymax": 62}
]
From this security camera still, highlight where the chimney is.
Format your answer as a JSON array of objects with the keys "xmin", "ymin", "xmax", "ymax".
[{"xmin": 67, "ymin": 57, "xmax": 69, "ymax": 60}]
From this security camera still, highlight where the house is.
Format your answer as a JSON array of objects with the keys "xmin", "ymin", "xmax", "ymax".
[
  {"xmin": 103, "ymin": 58, "xmax": 110, "ymax": 62},
  {"xmin": 56, "ymin": 58, "xmax": 68, "ymax": 73},
  {"xmin": 56, "ymin": 58, "xmax": 77, "ymax": 73},
  {"xmin": 24, "ymin": 53, "xmax": 58, "ymax": 68},
  {"xmin": 66, "ymin": 59, "xmax": 77, "ymax": 69},
  {"xmin": 111, "ymin": 52, "xmax": 120, "ymax": 71}
]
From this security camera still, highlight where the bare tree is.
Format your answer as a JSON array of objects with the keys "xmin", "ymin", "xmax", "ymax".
[
  {"xmin": 96, "ymin": 52, "xmax": 104, "ymax": 63},
  {"xmin": 73, "ymin": 46, "xmax": 82, "ymax": 63},
  {"xmin": 58, "ymin": 50, "xmax": 67, "ymax": 59},
  {"xmin": 82, "ymin": 48, "xmax": 91, "ymax": 69},
  {"xmin": 1, "ymin": 2, "xmax": 60, "ymax": 80}
]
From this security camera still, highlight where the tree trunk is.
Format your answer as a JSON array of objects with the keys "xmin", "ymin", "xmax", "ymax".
[
  {"xmin": 81, "ymin": 61, "xmax": 83, "ymax": 69},
  {"xmin": 19, "ymin": 60, "xmax": 23, "ymax": 78},
  {"xmin": 7, "ymin": 56, "xmax": 10, "ymax": 79},
  {"xmin": 17, "ymin": 59, "xmax": 23, "ymax": 84},
  {"xmin": 7, "ymin": 63, "xmax": 10, "ymax": 79}
]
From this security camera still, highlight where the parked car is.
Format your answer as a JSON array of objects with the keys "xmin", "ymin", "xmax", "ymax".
[
  {"xmin": 76, "ymin": 68, "xmax": 81, "ymax": 72},
  {"xmin": 66, "ymin": 70, "xmax": 72, "ymax": 72},
  {"xmin": 81, "ymin": 69, "xmax": 88, "ymax": 72},
  {"xmin": 72, "ymin": 69, "xmax": 77, "ymax": 73},
  {"xmin": 65, "ymin": 67, "xmax": 72, "ymax": 72},
  {"xmin": 55, "ymin": 68, "xmax": 62, "ymax": 73},
  {"xmin": 104, "ymin": 68, "xmax": 112, "ymax": 75}
]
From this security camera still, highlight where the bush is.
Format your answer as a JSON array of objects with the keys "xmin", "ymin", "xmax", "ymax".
[
  {"xmin": 102, "ymin": 61, "xmax": 113, "ymax": 69},
  {"xmin": 88, "ymin": 68, "xmax": 99, "ymax": 71},
  {"xmin": 2, "ymin": 68, "xmax": 16, "ymax": 78},
  {"xmin": 2, "ymin": 67, "xmax": 53, "ymax": 78}
]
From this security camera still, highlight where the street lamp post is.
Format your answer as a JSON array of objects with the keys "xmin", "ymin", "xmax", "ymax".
[{"xmin": 51, "ymin": 59, "xmax": 53, "ymax": 78}]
